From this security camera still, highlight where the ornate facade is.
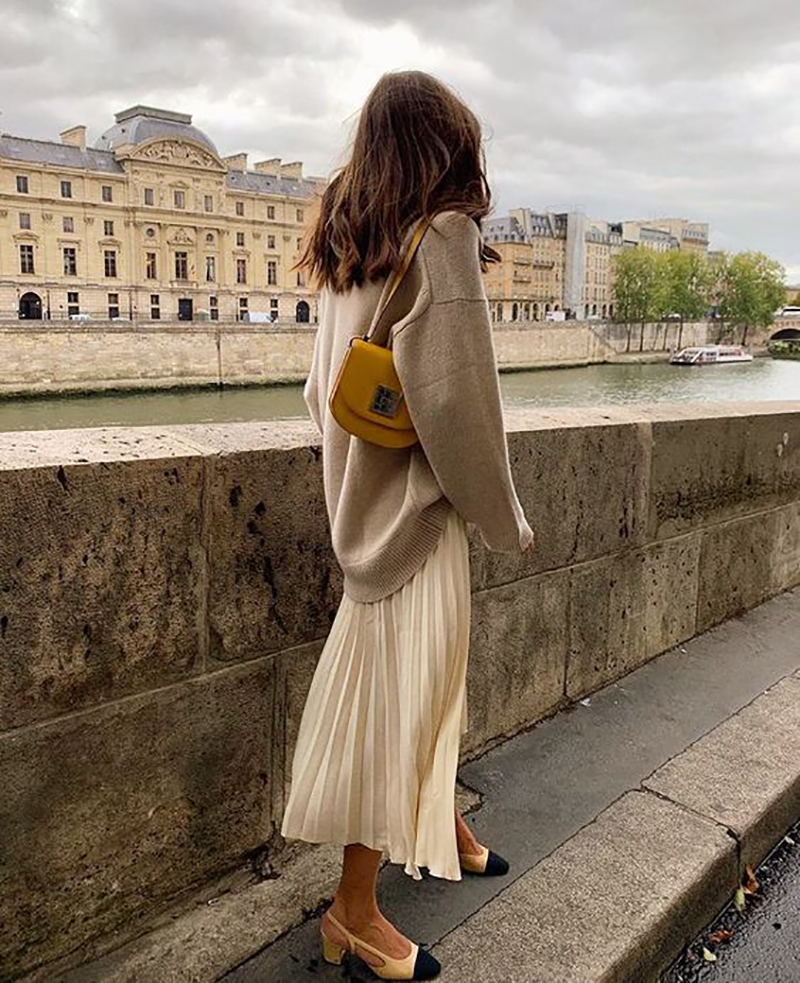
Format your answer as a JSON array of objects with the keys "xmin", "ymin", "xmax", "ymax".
[{"xmin": 0, "ymin": 106, "xmax": 325, "ymax": 322}]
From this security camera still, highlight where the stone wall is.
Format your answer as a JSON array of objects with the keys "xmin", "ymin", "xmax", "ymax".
[
  {"xmin": 2, "ymin": 403, "xmax": 800, "ymax": 978},
  {"xmin": 0, "ymin": 318, "xmax": 764, "ymax": 397}
]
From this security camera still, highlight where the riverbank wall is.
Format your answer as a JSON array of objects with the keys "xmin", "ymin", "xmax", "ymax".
[
  {"xmin": 0, "ymin": 318, "xmax": 766, "ymax": 397},
  {"xmin": 2, "ymin": 401, "xmax": 800, "ymax": 978}
]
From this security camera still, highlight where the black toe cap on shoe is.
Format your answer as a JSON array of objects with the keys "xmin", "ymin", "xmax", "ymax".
[
  {"xmin": 413, "ymin": 947, "xmax": 441, "ymax": 979},
  {"xmin": 485, "ymin": 850, "xmax": 510, "ymax": 876}
]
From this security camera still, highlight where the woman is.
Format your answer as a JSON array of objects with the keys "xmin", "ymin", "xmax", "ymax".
[{"xmin": 280, "ymin": 70, "xmax": 534, "ymax": 980}]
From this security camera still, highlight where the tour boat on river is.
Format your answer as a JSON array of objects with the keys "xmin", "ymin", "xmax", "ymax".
[{"xmin": 669, "ymin": 344, "xmax": 753, "ymax": 365}]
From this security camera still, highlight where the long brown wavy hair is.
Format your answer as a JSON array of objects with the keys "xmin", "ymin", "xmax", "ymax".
[{"xmin": 297, "ymin": 70, "xmax": 500, "ymax": 293}]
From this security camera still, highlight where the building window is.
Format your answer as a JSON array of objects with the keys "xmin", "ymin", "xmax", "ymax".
[
  {"xmin": 150, "ymin": 294, "xmax": 160, "ymax": 320},
  {"xmin": 209, "ymin": 295, "xmax": 219, "ymax": 321},
  {"xmin": 108, "ymin": 293, "xmax": 120, "ymax": 319},
  {"xmin": 175, "ymin": 251, "xmax": 188, "ymax": 280},
  {"xmin": 205, "ymin": 233, "xmax": 214, "ymax": 244},
  {"xmin": 297, "ymin": 269, "xmax": 305, "ymax": 287},
  {"xmin": 267, "ymin": 234, "xmax": 275, "ymax": 249},
  {"xmin": 19, "ymin": 244, "xmax": 34, "ymax": 274},
  {"xmin": 102, "ymin": 185, "xmax": 113, "ymax": 202},
  {"xmin": 204, "ymin": 195, "xmax": 213, "ymax": 212},
  {"xmin": 235, "ymin": 200, "xmax": 244, "ymax": 216},
  {"xmin": 16, "ymin": 175, "xmax": 29, "ymax": 194},
  {"xmin": 296, "ymin": 208, "xmax": 304, "ymax": 222},
  {"xmin": 267, "ymin": 205, "xmax": 275, "ymax": 219},
  {"xmin": 19, "ymin": 212, "xmax": 31, "ymax": 229},
  {"xmin": 144, "ymin": 187, "xmax": 155, "ymax": 206},
  {"xmin": 145, "ymin": 252, "xmax": 157, "ymax": 279},
  {"xmin": 174, "ymin": 189, "xmax": 185, "ymax": 209},
  {"xmin": 63, "ymin": 247, "xmax": 77, "ymax": 276},
  {"xmin": 267, "ymin": 260, "xmax": 277, "ymax": 285},
  {"xmin": 296, "ymin": 237, "xmax": 302, "ymax": 251},
  {"xmin": 61, "ymin": 180, "xmax": 72, "ymax": 198},
  {"xmin": 270, "ymin": 297, "xmax": 279, "ymax": 318},
  {"xmin": 236, "ymin": 231, "xmax": 245, "ymax": 247},
  {"xmin": 104, "ymin": 219, "xmax": 114, "ymax": 237},
  {"xmin": 104, "ymin": 249, "xmax": 117, "ymax": 278},
  {"xmin": 205, "ymin": 255, "xmax": 216, "ymax": 282},
  {"xmin": 236, "ymin": 258, "xmax": 247, "ymax": 284},
  {"xmin": 238, "ymin": 296, "xmax": 249, "ymax": 321},
  {"xmin": 67, "ymin": 291, "xmax": 80, "ymax": 316},
  {"xmin": 63, "ymin": 216, "xmax": 74, "ymax": 233}
]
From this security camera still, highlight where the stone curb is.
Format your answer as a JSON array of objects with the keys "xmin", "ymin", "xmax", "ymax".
[{"xmin": 433, "ymin": 671, "xmax": 800, "ymax": 982}]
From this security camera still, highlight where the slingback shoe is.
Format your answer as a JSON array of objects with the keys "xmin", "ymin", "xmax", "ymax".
[
  {"xmin": 321, "ymin": 910, "xmax": 441, "ymax": 980},
  {"xmin": 458, "ymin": 844, "xmax": 510, "ymax": 876}
]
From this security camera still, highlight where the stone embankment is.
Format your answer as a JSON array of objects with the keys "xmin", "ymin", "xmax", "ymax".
[
  {"xmin": 1, "ymin": 401, "xmax": 799, "ymax": 979},
  {"xmin": 0, "ymin": 318, "xmax": 762, "ymax": 396}
]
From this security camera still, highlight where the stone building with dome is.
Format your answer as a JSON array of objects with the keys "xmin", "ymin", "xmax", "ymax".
[{"xmin": 0, "ymin": 106, "xmax": 325, "ymax": 323}]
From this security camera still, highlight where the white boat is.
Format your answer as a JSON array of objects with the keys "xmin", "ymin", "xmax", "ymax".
[{"xmin": 669, "ymin": 344, "xmax": 753, "ymax": 365}]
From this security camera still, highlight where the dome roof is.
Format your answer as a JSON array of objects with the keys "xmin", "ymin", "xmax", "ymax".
[{"xmin": 94, "ymin": 105, "xmax": 218, "ymax": 156}]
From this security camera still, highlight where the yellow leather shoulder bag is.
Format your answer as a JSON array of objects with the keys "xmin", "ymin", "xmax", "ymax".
[{"xmin": 328, "ymin": 218, "xmax": 431, "ymax": 449}]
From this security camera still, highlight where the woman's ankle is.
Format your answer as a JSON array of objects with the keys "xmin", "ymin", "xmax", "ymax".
[{"xmin": 329, "ymin": 894, "xmax": 381, "ymax": 930}]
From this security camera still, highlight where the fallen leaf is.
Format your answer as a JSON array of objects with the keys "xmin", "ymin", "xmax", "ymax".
[
  {"xmin": 734, "ymin": 886, "xmax": 746, "ymax": 911},
  {"xmin": 702, "ymin": 947, "xmax": 717, "ymax": 963},
  {"xmin": 742, "ymin": 863, "xmax": 759, "ymax": 895},
  {"xmin": 784, "ymin": 835, "xmax": 795, "ymax": 846},
  {"xmin": 708, "ymin": 929, "xmax": 734, "ymax": 945}
]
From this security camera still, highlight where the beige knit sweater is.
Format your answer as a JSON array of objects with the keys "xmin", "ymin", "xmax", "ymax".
[{"xmin": 304, "ymin": 210, "xmax": 534, "ymax": 602}]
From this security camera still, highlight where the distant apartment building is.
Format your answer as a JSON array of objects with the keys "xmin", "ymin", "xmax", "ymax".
[
  {"xmin": 483, "ymin": 208, "xmax": 622, "ymax": 320},
  {"xmin": 0, "ymin": 105, "xmax": 325, "ymax": 322},
  {"xmin": 484, "ymin": 209, "xmax": 708, "ymax": 321},
  {"xmin": 482, "ymin": 210, "xmax": 566, "ymax": 322},
  {"xmin": 621, "ymin": 218, "xmax": 709, "ymax": 254}
]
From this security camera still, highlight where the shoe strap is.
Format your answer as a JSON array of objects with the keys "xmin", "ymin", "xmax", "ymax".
[{"xmin": 325, "ymin": 910, "xmax": 417, "ymax": 967}]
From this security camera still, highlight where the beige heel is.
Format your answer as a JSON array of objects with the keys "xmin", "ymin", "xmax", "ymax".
[{"xmin": 321, "ymin": 932, "xmax": 344, "ymax": 965}]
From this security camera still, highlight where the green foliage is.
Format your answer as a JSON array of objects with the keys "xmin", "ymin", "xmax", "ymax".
[
  {"xmin": 612, "ymin": 249, "xmax": 661, "ymax": 323},
  {"xmin": 613, "ymin": 247, "xmax": 786, "ymax": 333},
  {"xmin": 657, "ymin": 250, "xmax": 712, "ymax": 322},
  {"xmin": 717, "ymin": 251, "xmax": 786, "ymax": 329}
]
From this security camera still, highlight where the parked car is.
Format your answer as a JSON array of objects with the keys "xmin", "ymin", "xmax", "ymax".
[{"xmin": 69, "ymin": 312, "xmax": 92, "ymax": 321}]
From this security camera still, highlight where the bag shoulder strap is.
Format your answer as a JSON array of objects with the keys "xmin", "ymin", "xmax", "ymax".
[{"xmin": 365, "ymin": 216, "xmax": 432, "ymax": 343}]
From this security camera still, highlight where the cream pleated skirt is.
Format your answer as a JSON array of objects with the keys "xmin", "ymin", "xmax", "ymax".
[{"xmin": 280, "ymin": 508, "xmax": 470, "ymax": 881}]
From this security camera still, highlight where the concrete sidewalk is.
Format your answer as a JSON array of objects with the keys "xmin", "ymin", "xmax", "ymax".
[{"xmin": 60, "ymin": 587, "xmax": 800, "ymax": 983}]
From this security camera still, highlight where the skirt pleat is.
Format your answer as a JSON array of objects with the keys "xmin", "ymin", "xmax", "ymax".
[{"xmin": 280, "ymin": 509, "xmax": 470, "ymax": 881}]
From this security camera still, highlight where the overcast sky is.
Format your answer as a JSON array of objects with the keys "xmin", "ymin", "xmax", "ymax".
[{"xmin": 3, "ymin": 0, "xmax": 799, "ymax": 277}]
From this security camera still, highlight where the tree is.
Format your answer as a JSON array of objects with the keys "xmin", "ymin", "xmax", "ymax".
[
  {"xmin": 718, "ymin": 252, "xmax": 786, "ymax": 345},
  {"xmin": 657, "ymin": 250, "xmax": 712, "ymax": 350},
  {"xmin": 612, "ymin": 249, "xmax": 661, "ymax": 350}
]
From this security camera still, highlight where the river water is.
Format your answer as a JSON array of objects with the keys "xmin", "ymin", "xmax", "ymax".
[{"xmin": 0, "ymin": 358, "xmax": 798, "ymax": 432}]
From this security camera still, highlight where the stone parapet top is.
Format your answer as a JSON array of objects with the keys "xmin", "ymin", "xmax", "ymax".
[{"xmin": 2, "ymin": 402, "xmax": 799, "ymax": 471}]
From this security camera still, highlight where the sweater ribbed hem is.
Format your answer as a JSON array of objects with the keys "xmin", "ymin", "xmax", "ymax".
[{"xmin": 342, "ymin": 497, "xmax": 454, "ymax": 603}]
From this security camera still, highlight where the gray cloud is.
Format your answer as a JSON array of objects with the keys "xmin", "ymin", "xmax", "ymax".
[{"xmin": 2, "ymin": 0, "xmax": 798, "ymax": 275}]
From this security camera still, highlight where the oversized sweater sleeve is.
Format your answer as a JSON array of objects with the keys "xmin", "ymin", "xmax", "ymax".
[{"xmin": 392, "ymin": 212, "xmax": 534, "ymax": 552}]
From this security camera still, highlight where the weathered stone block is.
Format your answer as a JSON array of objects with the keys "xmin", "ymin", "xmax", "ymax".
[
  {"xmin": 470, "ymin": 418, "xmax": 651, "ymax": 591},
  {"xmin": 0, "ymin": 657, "xmax": 277, "ymax": 980},
  {"xmin": 168, "ymin": 421, "xmax": 340, "ymax": 665},
  {"xmin": 566, "ymin": 533, "xmax": 700, "ymax": 698},
  {"xmin": 696, "ymin": 502, "xmax": 800, "ymax": 632},
  {"xmin": 649, "ymin": 406, "xmax": 800, "ymax": 539},
  {"xmin": 463, "ymin": 568, "xmax": 569, "ymax": 756},
  {"xmin": 0, "ymin": 430, "xmax": 205, "ymax": 730}
]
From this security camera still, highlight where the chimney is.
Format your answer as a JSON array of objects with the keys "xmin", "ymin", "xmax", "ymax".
[
  {"xmin": 280, "ymin": 161, "xmax": 303, "ymax": 179},
  {"xmin": 224, "ymin": 153, "xmax": 248, "ymax": 172},
  {"xmin": 254, "ymin": 158, "xmax": 281, "ymax": 176},
  {"xmin": 60, "ymin": 125, "xmax": 86, "ymax": 149}
]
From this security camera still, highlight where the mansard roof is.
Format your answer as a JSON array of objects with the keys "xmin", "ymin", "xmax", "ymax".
[{"xmin": 0, "ymin": 134, "xmax": 123, "ymax": 173}]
